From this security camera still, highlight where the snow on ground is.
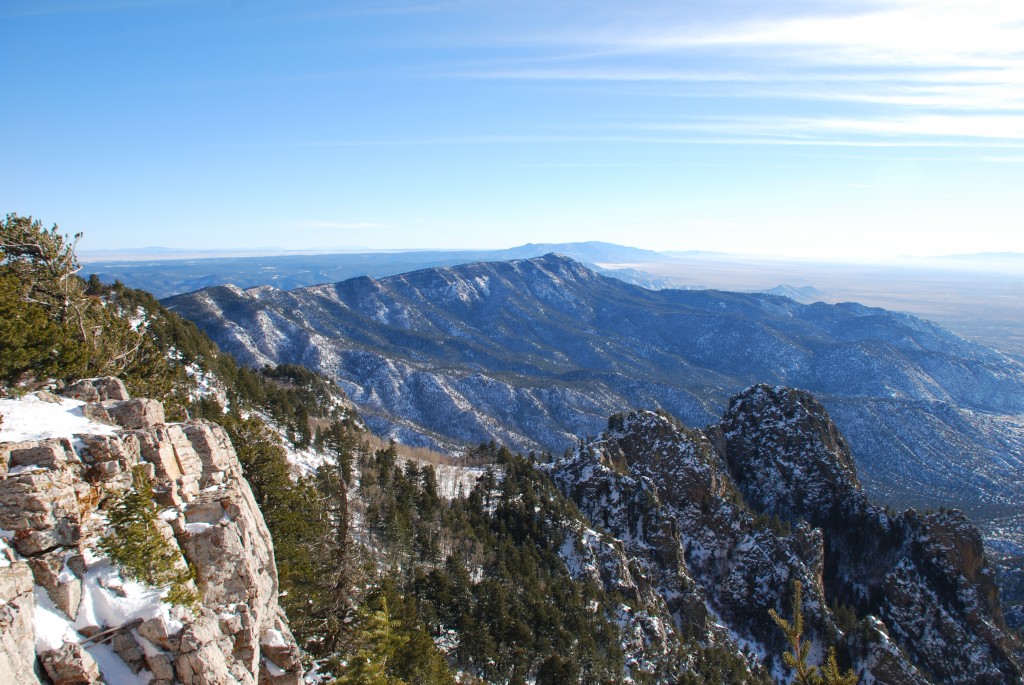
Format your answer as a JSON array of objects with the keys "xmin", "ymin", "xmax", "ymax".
[
  {"xmin": 261, "ymin": 628, "xmax": 287, "ymax": 648},
  {"xmin": 558, "ymin": 526, "xmax": 603, "ymax": 581},
  {"xmin": 0, "ymin": 394, "xmax": 117, "ymax": 443},
  {"xmin": 286, "ymin": 442, "xmax": 328, "ymax": 477},
  {"xmin": 183, "ymin": 362, "xmax": 228, "ymax": 407},
  {"xmin": 0, "ymin": 537, "xmax": 12, "ymax": 568},
  {"xmin": 248, "ymin": 410, "xmax": 330, "ymax": 477},
  {"xmin": 33, "ymin": 586, "xmax": 78, "ymax": 652},
  {"xmin": 32, "ymin": 547, "xmax": 165, "ymax": 685},
  {"xmin": 75, "ymin": 546, "xmax": 177, "ymax": 633},
  {"xmin": 430, "ymin": 463, "xmax": 488, "ymax": 500},
  {"xmin": 283, "ymin": 434, "xmax": 490, "ymax": 494},
  {"xmin": 27, "ymin": 524, "xmax": 180, "ymax": 684},
  {"xmin": 983, "ymin": 512, "xmax": 1024, "ymax": 557}
]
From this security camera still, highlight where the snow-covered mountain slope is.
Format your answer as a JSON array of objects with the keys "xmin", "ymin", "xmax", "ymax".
[{"xmin": 163, "ymin": 254, "xmax": 1024, "ymax": 524}]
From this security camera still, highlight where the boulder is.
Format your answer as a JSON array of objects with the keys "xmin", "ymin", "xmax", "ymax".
[
  {"xmin": 102, "ymin": 398, "xmax": 165, "ymax": 430},
  {"xmin": 79, "ymin": 404, "xmax": 115, "ymax": 426},
  {"xmin": 260, "ymin": 616, "xmax": 302, "ymax": 674},
  {"xmin": 28, "ymin": 550, "xmax": 81, "ymax": 620},
  {"xmin": 111, "ymin": 632, "xmax": 147, "ymax": 674},
  {"xmin": 61, "ymin": 377, "xmax": 130, "ymax": 403},
  {"xmin": 144, "ymin": 652, "xmax": 176, "ymax": 684},
  {"xmin": 183, "ymin": 420, "xmax": 237, "ymax": 484},
  {"xmin": 137, "ymin": 616, "xmax": 182, "ymax": 652},
  {"xmin": 8, "ymin": 439, "xmax": 78, "ymax": 471},
  {"xmin": 65, "ymin": 553, "xmax": 87, "ymax": 579},
  {"xmin": 39, "ymin": 642, "xmax": 101, "ymax": 685},
  {"xmin": 185, "ymin": 498, "xmax": 225, "ymax": 526},
  {"xmin": 132, "ymin": 425, "xmax": 202, "ymax": 504},
  {"xmin": 0, "ymin": 468, "xmax": 83, "ymax": 556},
  {"xmin": 133, "ymin": 428, "xmax": 185, "ymax": 480},
  {"xmin": 77, "ymin": 433, "xmax": 140, "ymax": 487},
  {"xmin": 175, "ymin": 617, "xmax": 233, "ymax": 685},
  {"xmin": 75, "ymin": 433, "xmax": 139, "ymax": 465}
]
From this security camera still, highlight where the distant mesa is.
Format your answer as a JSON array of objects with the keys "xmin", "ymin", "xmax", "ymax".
[
  {"xmin": 502, "ymin": 241, "xmax": 666, "ymax": 263},
  {"xmin": 759, "ymin": 284, "xmax": 823, "ymax": 304}
]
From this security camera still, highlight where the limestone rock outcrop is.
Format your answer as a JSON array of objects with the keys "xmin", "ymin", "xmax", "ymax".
[
  {"xmin": 0, "ymin": 377, "xmax": 303, "ymax": 684},
  {"xmin": 0, "ymin": 546, "xmax": 39, "ymax": 684}
]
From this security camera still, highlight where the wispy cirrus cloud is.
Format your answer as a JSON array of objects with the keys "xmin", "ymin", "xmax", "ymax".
[
  {"xmin": 283, "ymin": 134, "xmax": 1024, "ymax": 150},
  {"xmin": 980, "ymin": 155, "xmax": 1024, "ymax": 163},
  {"xmin": 453, "ymin": 0, "xmax": 1024, "ymax": 147},
  {"xmin": 459, "ymin": 66, "xmax": 1024, "ymax": 114},
  {"xmin": 534, "ymin": 0, "xmax": 1024, "ymax": 67},
  {"xmin": 639, "ymin": 114, "xmax": 1024, "ymax": 142},
  {"xmin": 298, "ymin": 221, "xmax": 387, "ymax": 230}
]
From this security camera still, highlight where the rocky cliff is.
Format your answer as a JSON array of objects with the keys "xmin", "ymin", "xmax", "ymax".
[
  {"xmin": 0, "ymin": 378, "xmax": 303, "ymax": 685},
  {"xmin": 548, "ymin": 385, "xmax": 1023, "ymax": 684}
]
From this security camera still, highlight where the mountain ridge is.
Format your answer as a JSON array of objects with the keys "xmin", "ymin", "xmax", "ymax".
[
  {"xmin": 82, "ymin": 242, "xmax": 661, "ymax": 298},
  {"xmin": 164, "ymin": 254, "xmax": 1024, "ymax": 524}
]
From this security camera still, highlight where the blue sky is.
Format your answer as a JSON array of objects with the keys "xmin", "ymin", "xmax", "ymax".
[{"xmin": 2, "ymin": 0, "xmax": 1023, "ymax": 258}]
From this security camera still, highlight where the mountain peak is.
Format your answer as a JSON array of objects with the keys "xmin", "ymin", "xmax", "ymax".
[
  {"xmin": 504, "ymin": 241, "xmax": 665, "ymax": 262},
  {"xmin": 518, "ymin": 252, "xmax": 598, "ymax": 279},
  {"xmin": 593, "ymin": 409, "xmax": 729, "ymax": 508},
  {"xmin": 720, "ymin": 384, "xmax": 862, "ymax": 522}
]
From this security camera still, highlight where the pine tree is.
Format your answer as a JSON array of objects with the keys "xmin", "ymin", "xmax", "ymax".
[
  {"xmin": 1, "ymin": 214, "xmax": 177, "ymax": 389},
  {"xmin": 336, "ymin": 596, "xmax": 409, "ymax": 685},
  {"xmin": 0, "ymin": 273, "xmax": 87, "ymax": 387},
  {"xmin": 336, "ymin": 591, "xmax": 456, "ymax": 685},
  {"xmin": 770, "ymin": 580, "xmax": 858, "ymax": 685},
  {"xmin": 0, "ymin": 213, "xmax": 85, "ymax": 330},
  {"xmin": 99, "ymin": 468, "xmax": 199, "ymax": 608}
]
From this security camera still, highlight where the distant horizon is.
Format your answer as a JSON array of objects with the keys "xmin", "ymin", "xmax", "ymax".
[{"xmin": 77, "ymin": 239, "xmax": 1024, "ymax": 268}]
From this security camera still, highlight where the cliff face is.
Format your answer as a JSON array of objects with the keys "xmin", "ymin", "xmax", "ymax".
[
  {"xmin": 719, "ymin": 384, "xmax": 1022, "ymax": 684},
  {"xmin": 0, "ymin": 378, "xmax": 302, "ymax": 685},
  {"xmin": 549, "ymin": 385, "xmax": 1023, "ymax": 684}
]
